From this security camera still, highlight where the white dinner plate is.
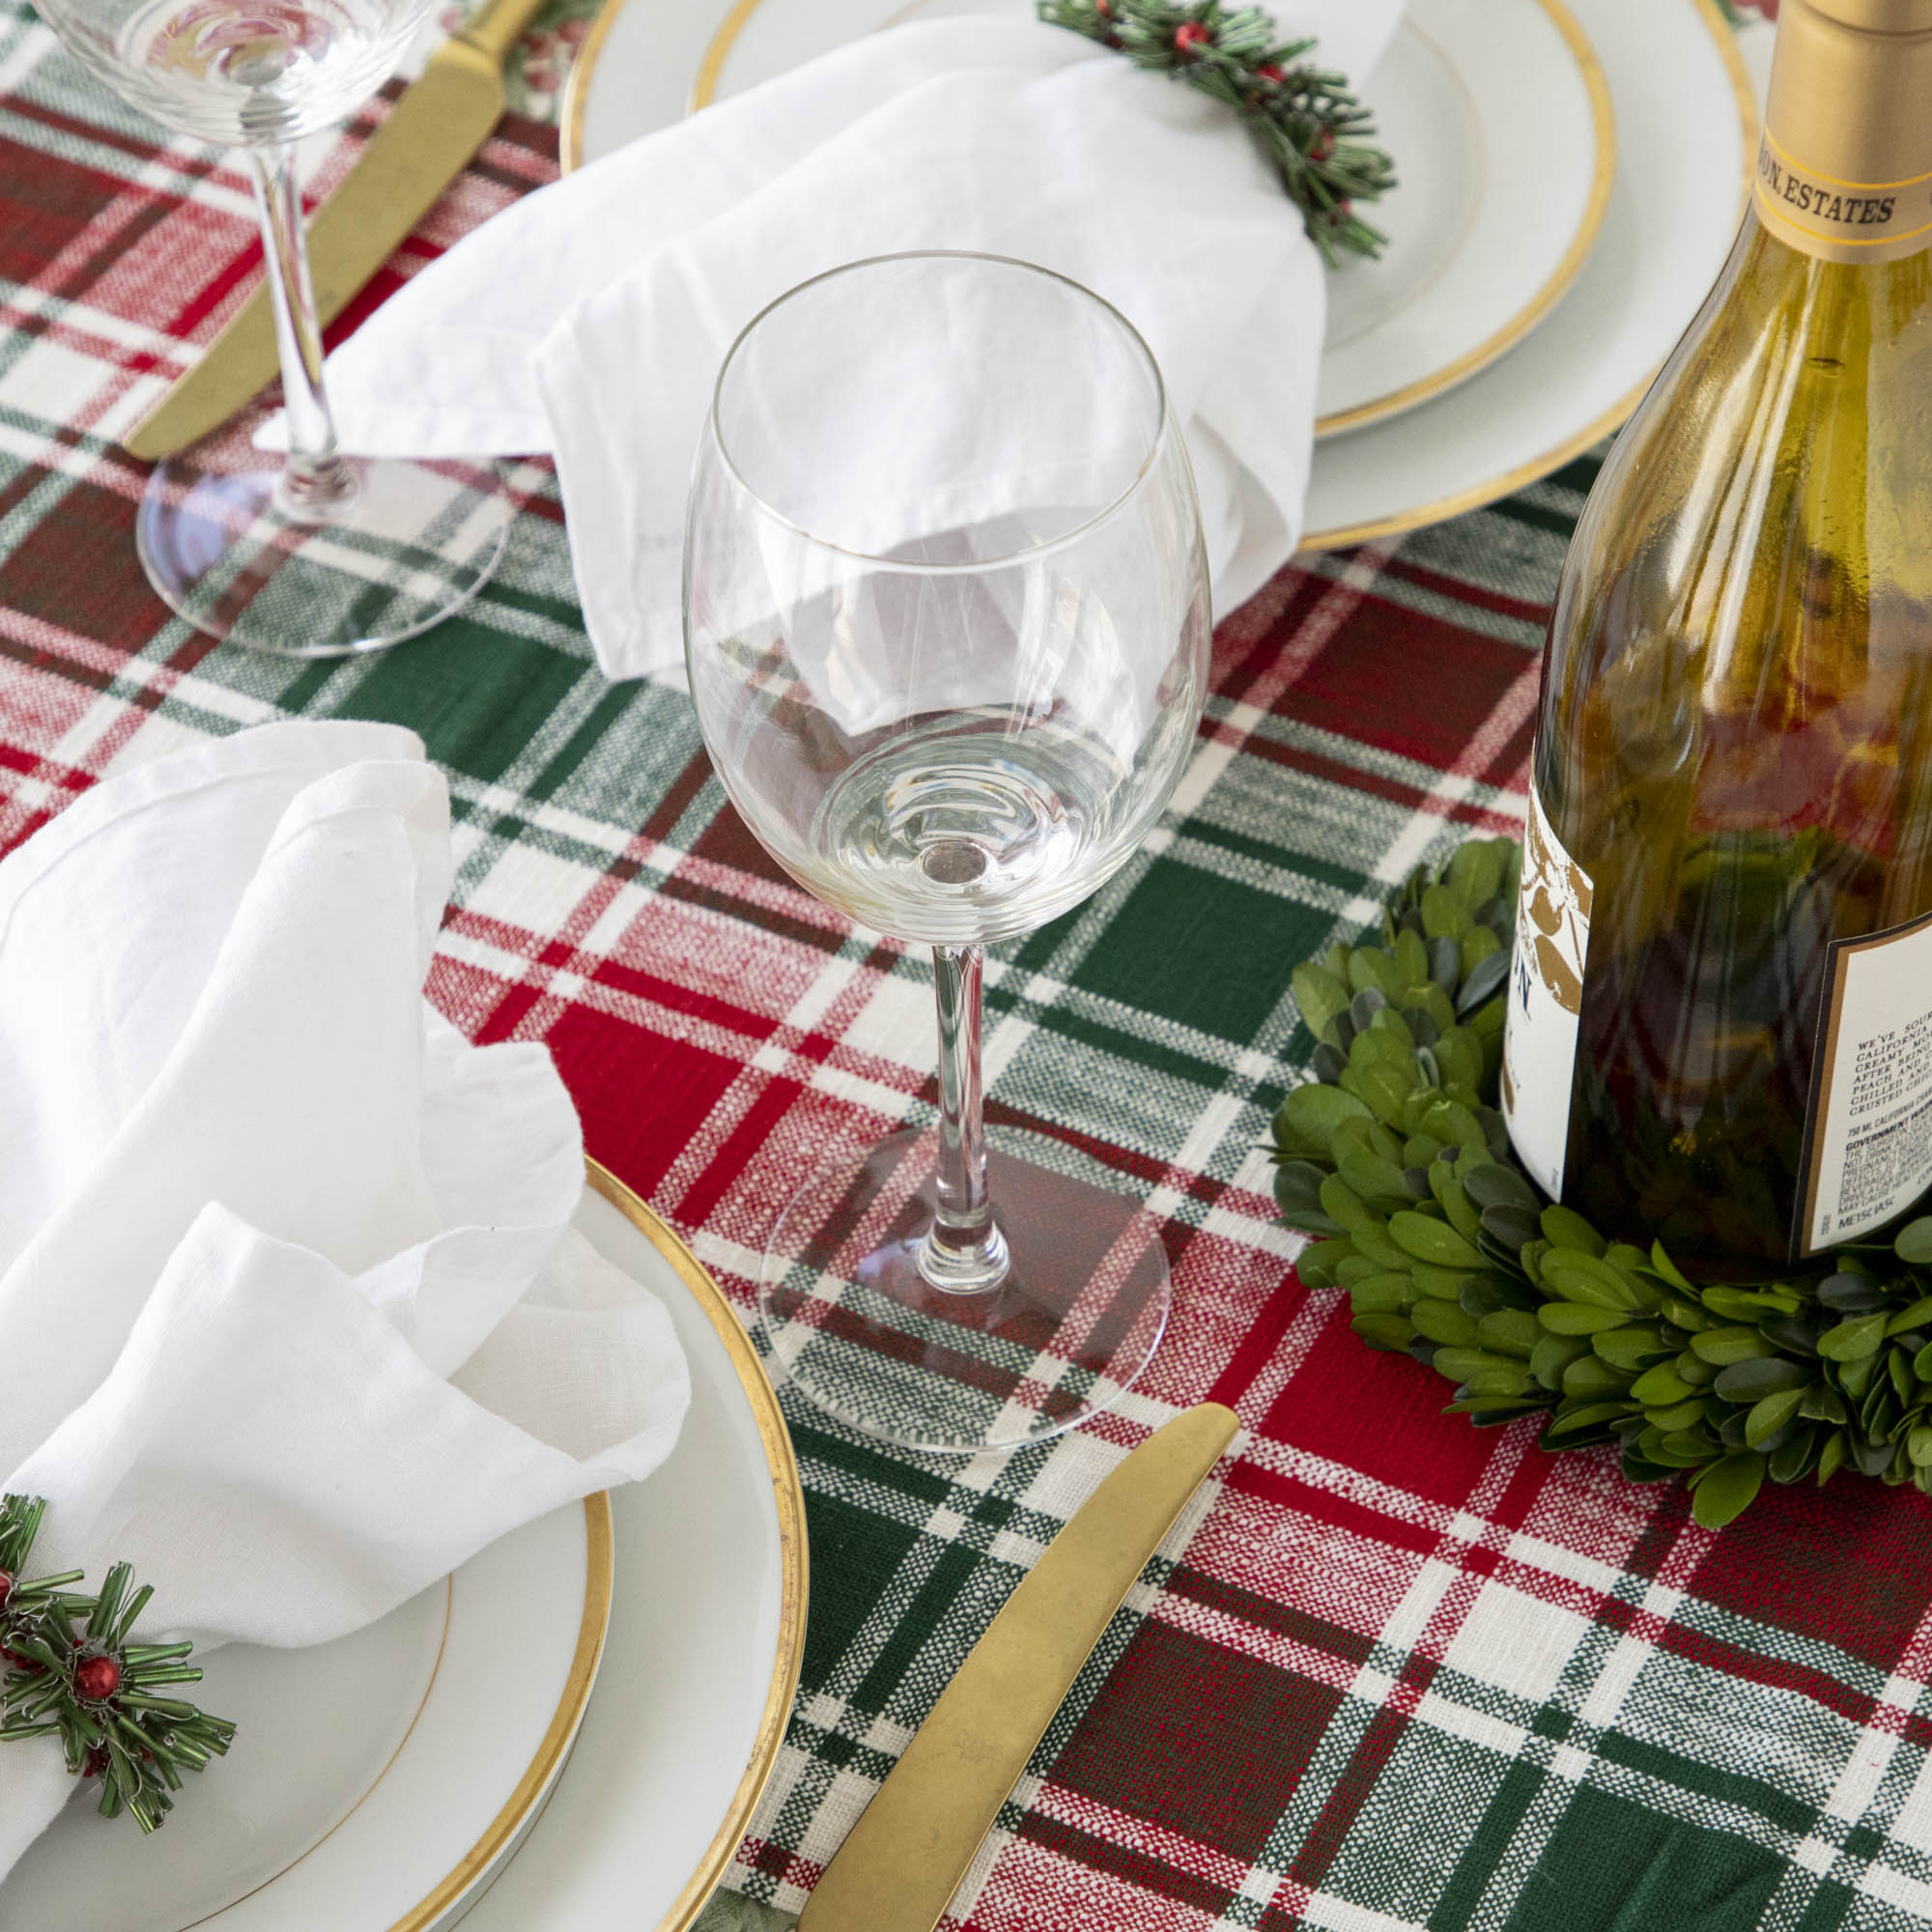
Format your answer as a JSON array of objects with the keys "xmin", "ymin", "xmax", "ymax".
[
  {"xmin": 561, "ymin": 0, "xmax": 1613, "ymax": 440},
  {"xmin": 0, "ymin": 1163, "xmax": 806, "ymax": 1932},
  {"xmin": 560, "ymin": 0, "xmax": 1750, "ymax": 554}
]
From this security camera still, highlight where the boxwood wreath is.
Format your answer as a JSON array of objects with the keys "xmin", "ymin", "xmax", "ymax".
[{"xmin": 1272, "ymin": 837, "xmax": 1932, "ymax": 1531}]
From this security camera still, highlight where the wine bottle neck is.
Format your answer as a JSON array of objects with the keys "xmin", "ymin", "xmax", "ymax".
[{"xmin": 1756, "ymin": 0, "xmax": 1932, "ymax": 264}]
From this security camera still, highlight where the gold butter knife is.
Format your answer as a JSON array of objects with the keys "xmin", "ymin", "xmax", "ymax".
[
  {"xmin": 123, "ymin": 0, "xmax": 549, "ymax": 462},
  {"xmin": 792, "ymin": 1402, "xmax": 1240, "ymax": 1932}
]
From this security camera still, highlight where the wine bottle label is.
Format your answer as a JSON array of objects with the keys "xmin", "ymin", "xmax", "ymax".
[
  {"xmin": 1753, "ymin": 133, "xmax": 1932, "ymax": 266},
  {"xmin": 1797, "ymin": 911, "xmax": 1932, "ymax": 1257},
  {"xmin": 1501, "ymin": 784, "xmax": 1593, "ymax": 1201}
]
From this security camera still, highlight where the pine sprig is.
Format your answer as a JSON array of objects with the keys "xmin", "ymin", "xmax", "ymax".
[
  {"xmin": 0, "ymin": 1495, "xmax": 235, "ymax": 1833},
  {"xmin": 1273, "ymin": 839, "xmax": 1932, "ymax": 1530},
  {"xmin": 1037, "ymin": 0, "xmax": 1396, "ymax": 265}
]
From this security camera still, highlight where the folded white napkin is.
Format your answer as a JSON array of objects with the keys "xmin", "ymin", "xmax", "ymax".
[
  {"xmin": 0, "ymin": 721, "xmax": 690, "ymax": 1877},
  {"xmin": 307, "ymin": 7, "xmax": 1401, "ymax": 679}
]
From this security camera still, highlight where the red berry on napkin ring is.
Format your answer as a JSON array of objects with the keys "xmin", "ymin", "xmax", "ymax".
[
  {"xmin": 1173, "ymin": 20, "xmax": 1212, "ymax": 53},
  {"xmin": 73, "ymin": 1652, "xmax": 122, "ymax": 1702}
]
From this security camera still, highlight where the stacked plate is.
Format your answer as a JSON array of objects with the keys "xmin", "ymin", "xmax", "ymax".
[
  {"xmin": 0, "ymin": 1167, "xmax": 808, "ymax": 1932},
  {"xmin": 560, "ymin": 0, "xmax": 1759, "ymax": 551}
]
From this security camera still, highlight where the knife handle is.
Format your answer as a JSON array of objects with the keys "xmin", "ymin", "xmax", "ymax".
[
  {"xmin": 459, "ymin": 0, "xmax": 552, "ymax": 70},
  {"xmin": 796, "ymin": 1403, "xmax": 1240, "ymax": 1932}
]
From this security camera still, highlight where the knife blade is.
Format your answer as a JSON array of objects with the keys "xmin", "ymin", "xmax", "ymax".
[
  {"xmin": 791, "ymin": 1402, "xmax": 1240, "ymax": 1932},
  {"xmin": 122, "ymin": 0, "xmax": 549, "ymax": 462}
]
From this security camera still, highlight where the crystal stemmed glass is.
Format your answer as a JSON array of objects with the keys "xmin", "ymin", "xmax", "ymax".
[
  {"xmin": 685, "ymin": 253, "xmax": 1211, "ymax": 1454},
  {"xmin": 32, "ymin": 0, "xmax": 513, "ymax": 654}
]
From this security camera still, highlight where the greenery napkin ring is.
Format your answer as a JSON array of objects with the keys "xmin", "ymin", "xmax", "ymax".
[
  {"xmin": 1271, "ymin": 838, "xmax": 1932, "ymax": 1529},
  {"xmin": 0, "ymin": 1494, "xmax": 234, "ymax": 1833},
  {"xmin": 1038, "ymin": 0, "xmax": 1397, "ymax": 263}
]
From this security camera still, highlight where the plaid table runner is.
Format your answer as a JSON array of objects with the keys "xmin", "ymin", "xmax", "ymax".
[{"xmin": 6, "ymin": 8, "xmax": 1932, "ymax": 1927}]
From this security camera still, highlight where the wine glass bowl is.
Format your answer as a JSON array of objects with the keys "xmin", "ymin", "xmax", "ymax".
[
  {"xmin": 71, "ymin": 0, "xmax": 412, "ymax": 146},
  {"xmin": 688, "ymin": 255, "xmax": 1208, "ymax": 949},
  {"xmin": 685, "ymin": 253, "xmax": 1211, "ymax": 1451}
]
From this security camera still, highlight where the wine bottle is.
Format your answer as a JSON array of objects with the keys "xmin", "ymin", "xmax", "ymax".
[{"xmin": 1502, "ymin": 0, "xmax": 1932, "ymax": 1270}]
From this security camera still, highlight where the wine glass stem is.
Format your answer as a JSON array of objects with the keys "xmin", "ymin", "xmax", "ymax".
[
  {"xmin": 247, "ymin": 143, "xmax": 356, "ymax": 522},
  {"xmin": 921, "ymin": 943, "xmax": 1009, "ymax": 1294}
]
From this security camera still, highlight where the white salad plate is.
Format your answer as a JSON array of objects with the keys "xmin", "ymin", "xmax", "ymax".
[
  {"xmin": 0, "ymin": 1163, "xmax": 806, "ymax": 1932},
  {"xmin": 561, "ymin": 0, "xmax": 1612, "ymax": 440},
  {"xmin": 561, "ymin": 0, "xmax": 1752, "ymax": 553}
]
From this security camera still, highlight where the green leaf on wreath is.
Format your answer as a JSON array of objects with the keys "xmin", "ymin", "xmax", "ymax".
[
  {"xmin": 1817, "ymin": 1312, "xmax": 1889, "ymax": 1361},
  {"xmin": 1691, "ymin": 1453, "xmax": 1767, "ymax": 1529},
  {"xmin": 1895, "ymin": 1218, "xmax": 1932, "ymax": 1265}
]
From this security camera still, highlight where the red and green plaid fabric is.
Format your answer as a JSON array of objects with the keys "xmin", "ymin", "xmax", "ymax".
[{"xmin": 6, "ymin": 9, "xmax": 1932, "ymax": 1927}]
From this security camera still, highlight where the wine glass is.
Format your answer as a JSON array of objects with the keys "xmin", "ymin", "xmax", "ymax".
[
  {"xmin": 33, "ymin": 0, "xmax": 513, "ymax": 654},
  {"xmin": 685, "ymin": 252, "xmax": 1211, "ymax": 1454}
]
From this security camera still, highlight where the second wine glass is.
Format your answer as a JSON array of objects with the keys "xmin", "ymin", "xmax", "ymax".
[
  {"xmin": 34, "ymin": 0, "xmax": 517, "ymax": 654},
  {"xmin": 685, "ymin": 252, "xmax": 1211, "ymax": 1454}
]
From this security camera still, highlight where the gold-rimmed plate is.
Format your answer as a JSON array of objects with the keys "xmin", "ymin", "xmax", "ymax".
[
  {"xmin": 559, "ymin": 0, "xmax": 1612, "ymax": 441},
  {"xmin": 1297, "ymin": 0, "xmax": 1755, "ymax": 549},
  {"xmin": 0, "ymin": 1162, "xmax": 805, "ymax": 1932},
  {"xmin": 1314, "ymin": 0, "xmax": 1612, "ymax": 437}
]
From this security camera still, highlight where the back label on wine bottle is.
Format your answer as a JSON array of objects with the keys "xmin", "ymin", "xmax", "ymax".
[
  {"xmin": 1797, "ymin": 912, "xmax": 1932, "ymax": 1257},
  {"xmin": 1502, "ymin": 784, "xmax": 1593, "ymax": 1201}
]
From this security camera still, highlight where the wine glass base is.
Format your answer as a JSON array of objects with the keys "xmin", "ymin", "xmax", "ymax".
[
  {"xmin": 136, "ymin": 452, "xmax": 515, "ymax": 656},
  {"xmin": 757, "ymin": 1126, "xmax": 1171, "ymax": 1454}
]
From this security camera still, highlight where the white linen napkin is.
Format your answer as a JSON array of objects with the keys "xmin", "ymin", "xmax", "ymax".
[
  {"xmin": 0, "ymin": 720, "xmax": 690, "ymax": 1878},
  {"xmin": 305, "ymin": 7, "xmax": 1402, "ymax": 679}
]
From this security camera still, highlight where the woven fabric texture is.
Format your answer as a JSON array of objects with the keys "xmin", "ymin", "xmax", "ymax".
[{"xmin": 3, "ymin": 10, "xmax": 1932, "ymax": 1926}]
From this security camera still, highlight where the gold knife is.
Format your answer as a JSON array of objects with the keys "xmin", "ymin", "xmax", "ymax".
[
  {"xmin": 794, "ymin": 1402, "xmax": 1240, "ymax": 1932},
  {"xmin": 123, "ymin": 0, "xmax": 549, "ymax": 462}
]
